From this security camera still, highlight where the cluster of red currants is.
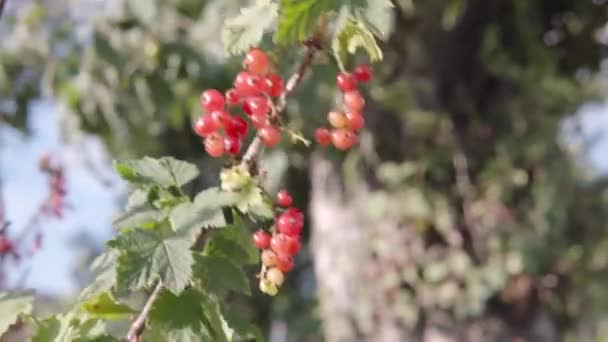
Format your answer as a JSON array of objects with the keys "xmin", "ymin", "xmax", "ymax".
[
  {"xmin": 315, "ymin": 65, "xmax": 373, "ymax": 150},
  {"xmin": 252, "ymin": 190, "xmax": 303, "ymax": 295},
  {"xmin": 40, "ymin": 154, "xmax": 67, "ymax": 219},
  {"xmin": 194, "ymin": 49, "xmax": 284, "ymax": 157}
]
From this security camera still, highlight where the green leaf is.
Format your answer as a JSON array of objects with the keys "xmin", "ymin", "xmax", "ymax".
[
  {"xmin": 221, "ymin": 306, "xmax": 264, "ymax": 342},
  {"xmin": 204, "ymin": 216, "xmax": 259, "ymax": 265},
  {"xmin": 32, "ymin": 315, "xmax": 73, "ymax": 342},
  {"xmin": 222, "ymin": 0, "xmax": 279, "ymax": 55},
  {"xmin": 169, "ymin": 187, "xmax": 239, "ymax": 235},
  {"xmin": 93, "ymin": 31, "xmax": 122, "ymax": 66},
  {"xmin": 82, "ymin": 292, "xmax": 135, "ymax": 319},
  {"xmin": 112, "ymin": 188, "xmax": 163, "ymax": 229},
  {"xmin": 115, "ymin": 157, "xmax": 199, "ymax": 188},
  {"xmin": 0, "ymin": 290, "xmax": 34, "ymax": 336},
  {"xmin": 194, "ymin": 254, "xmax": 250, "ymax": 296},
  {"xmin": 200, "ymin": 297, "xmax": 230, "ymax": 342},
  {"xmin": 111, "ymin": 227, "xmax": 194, "ymax": 294},
  {"xmin": 148, "ymin": 288, "xmax": 209, "ymax": 342},
  {"xmin": 332, "ymin": 16, "xmax": 383, "ymax": 70},
  {"xmin": 79, "ymin": 251, "xmax": 118, "ymax": 301},
  {"xmin": 274, "ymin": 0, "xmax": 332, "ymax": 45},
  {"xmin": 354, "ymin": 0, "xmax": 394, "ymax": 40}
]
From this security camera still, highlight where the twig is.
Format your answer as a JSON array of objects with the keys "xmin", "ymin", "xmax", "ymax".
[
  {"xmin": 240, "ymin": 44, "xmax": 319, "ymax": 170},
  {"xmin": 126, "ymin": 280, "xmax": 164, "ymax": 342}
]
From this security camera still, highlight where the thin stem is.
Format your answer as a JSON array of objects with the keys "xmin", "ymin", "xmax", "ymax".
[{"xmin": 126, "ymin": 280, "xmax": 164, "ymax": 342}]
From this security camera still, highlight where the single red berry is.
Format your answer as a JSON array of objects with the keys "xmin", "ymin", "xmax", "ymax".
[
  {"xmin": 250, "ymin": 113, "xmax": 269, "ymax": 129},
  {"xmin": 244, "ymin": 48, "xmax": 270, "ymax": 75},
  {"xmin": 194, "ymin": 115, "xmax": 218, "ymax": 137},
  {"xmin": 276, "ymin": 253, "xmax": 294, "ymax": 272},
  {"xmin": 224, "ymin": 135, "xmax": 241, "ymax": 156},
  {"xmin": 261, "ymin": 249, "xmax": 278, "ymax": 267},
  {"xmin": 343, "ymin": 91, "xmax": 365, "ymax": 112},
  {"xmin": 225, "ymin": 116, "xmax": 249, "ymax": 138},
  {"xmin": 315, "ymin": 128, "xmax": 332, "ymax": 146},
  {"xmin": 266, "ymin": 267, "xmax": 285, "ymax": 286},
  {"xmin": 239, "ymin": 74, "xmax": 266, "ymax": 96},
  {"xmin": 266, "ymin": 73, "xmax": 284, "ymax": 97},
  {"xmin": 284, "ymin": 235, "xmax": 301, "ymax": 255},
  {"xmin": 345, "ymin": 111, "xmax": 364, "ymax": 131},
  {"xmin": 284, "ymin": 207, "xmax": 304, "ymax": 226},
  {"xmin": 354, "ymin": 64, "xmax": 373, "ymax": 82},
  {"xmin": 200, "ymin": 89, "xmax": 225, "ymax": 112},
  {"xmin": 210, "ymin": 110, "xmax": 231, "ymax": 127},
  {"xmin": 234, "ymin": 71, "xmax": 251, "ymax": 90},
  {"xmin": 253, "ymin": 230, "xmax": 271, "ymax": 249},
  {"xmin": 204, "ymin": 133, "xmax": 225, "ymax": 157},
  {"xmin": 336, "ymin": 72, "xmax": 357, "ymax": 92},
  {"xmin": 0, "ymin": 236, "xmax": 13, "ymax": 254},
  {"xmin": 243, "ymin": 96, "xmax": 269, "ymax": 116},
  {"xmin": 270, "ymin": 234, "xmax": 291, "ymax": 256},
  {"xmin": 328, "ymin": 111, "xmax": 347, "ymax": 129},
  {"xmin": 331, "ymin": 129, "xmax": 357, "ymax": 150},
  {"xmin": 277, "ymin": 212, "xmax": 303, "ymax": 236},
  {"xmin": 225, "ymin": 88, "xmax": 241, "ymax": 105},
  {"xmin": 277, "ymin": 190, "xmax": 293, "ymax": 207},
  {"xmin": 259, "ymin": 126, "xmax": 281, "ymax": 147}
]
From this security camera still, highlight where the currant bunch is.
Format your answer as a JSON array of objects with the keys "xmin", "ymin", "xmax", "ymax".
[
  {"xmin": 252, "ymin": 189, "xmax": 303, "ymax": 296},
  {"xmin": 315, "ymin": 64, "xmax": 373, "ymax": 150},
  {"xmin": 194, "ymin": 49, "xmax": 284, "ymax": 157}
]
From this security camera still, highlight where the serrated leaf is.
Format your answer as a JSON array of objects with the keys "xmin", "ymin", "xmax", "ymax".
[
  {"xmin": 112, "ymin": 203, "xmax": 161, "ymax": 229},
  {"xmin": 355, "ymin": 0, "xmax": 394, "ymax": 40},
  {"xmin": 205, "ymin": 215, "xmax": 259, "ymax": 265},
  {"xmin": 274, "ymin": 0, "xmax": 333, "ymax": 45},
  {"xmin": 194, "ymin": 254, "xmax": 250, "ymax": 295},
  {"xmin": 200, "ymin": 297, "xmax": 230, "ymax": 342},
  {"xmin": 0, "ymin": 290, "xmax": 34, "ymax": 336},
  {"xmin": 32, "ymin": 315, "xmax": 73, "ymax": 342},
  {"xmin": 169, "ymin": 187, "xmax": 239, "ymax": 235},
  {"xmin": 221, "ymin": 306, "xmax": 264, "ymax": 342},
  {"xmin": 148, "ymin": 288, "xmax": 208, "ymax": 342},
  {"xmin": 115, "ymin": 157, "xmax": 199, "ymax": 188},
  {"xmin": 223, "ymin": 0, "xmax": 279, "ymax": 55},
  {"xmin": 112, "ymin": 227, "xmax": 194, "ymax": 294},
  {"xmin": 79, "ymin": 251, "xmax": 118, "ymax": 301},
  {"xmin": 332, "ymin": 16, "xmax": 383, "ymax": 70},
  {"xmin": 82, "ymin": 292, "xmax": 135, "ymax": 319}
]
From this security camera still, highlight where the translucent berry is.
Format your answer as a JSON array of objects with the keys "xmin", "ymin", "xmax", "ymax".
[
  {"xmin": 277, "ymin": 190, "xmax": 293, "ymax": 207},
  {"xmin": 225, "ymin": 88, "xmax": 241, "ymax": 105},
  {"xmin": 234, "ymin": 71, "xmax": 250, "ymax": 90},
  {"xmin": 243, "ymin": 96, "xmax": 269, "ymax": 116},
  {"xmin": 204, "ymin": 133, "xmax": 225, "ymax": 157},
  {"xmin": 276, "ymin": 253, "xmax": 294, "ymax": 272},
  {"xmin": 253, "ymin": 230, "xmax": 271, "ymax": 249},
  {"xmin": 259, "ymin": 126, "xmax": 281, "ymax": 147},
  {"xmin": 244, "ymin": 48, "xmax": 270, "ymax": 75},
  {"xmin": 266, "ymin": 73, "xmax": 284, "ymax": 97},
  {"xmin": 331, "ymin": 129, "xmax": 357, "ymax": 150},
  {"xmin": 284, "ymin": 235, "xmax": 301, "ymax": 255},
  {"xmin": 336, "ymin": 72, "xmax": 357, "ymax": 92},
  {"xmin": 270, "ymin": 234, "xmax": 291, "ymax": 256},
  {"xmin": 200, "ymin": 89, "xmax": 225, "ymax": 112},
  {"xmin": 261, "ymin": 249, "xmax": 278, "ymax": 267},
  {"xmin": 277, "ymin": 212, "xmax": 303, "ymax": 236},
  {"xmin": 251, "ymin": 113, "xmax": 269, "ymax": 129},
  {"xmin": 210, "ymin": 110, "xmax": 231, "ymax": 127},
  {"xmin": 315, "ymin": 128, "xmax": 332, "ymax": 146},
  {"xmin": 266, "ymin": 267, "xmax": 285, "ymax": 286},
  {"xmin": 194, "ymin": 115, "xmax": 218, "ymax": 137},
  {"xmin": 354, "ymin": 64, "xmax": 373, "ymax": 82},
  {"xmin": 345, "ymin": 111, "xmax": 364, "ymax": 131},
  {"xmin": 328, "ymin": 111, "xmax": 347, "ymax": 129},
  {"xmin": 224, "ymin": 135, "xmax": 241, "ymax": 156},
  {"xmin": 225, "ymin": 116, "xmax": 249, "ymax": 138},
  {"xmin": 343, "ymin": 90, "xmax": 365, "ymax": 112}
]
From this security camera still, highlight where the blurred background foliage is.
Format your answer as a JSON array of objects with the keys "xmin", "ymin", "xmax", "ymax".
[{"xmin": 2, "ymin": 0, "xmax": 608, "ymax": 341}]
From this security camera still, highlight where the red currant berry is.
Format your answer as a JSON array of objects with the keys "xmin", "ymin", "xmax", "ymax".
[
  {"xmin": 336, "ymin": 72, "xmax": 357, "ymax": 92},
  {"xmin": 204, "ymin": 133, "xmax": 225, "ymax": 157},
  {"xmin": 243, "ymin": 96, "xmax": 269, "ymax": 116},
  {"xmin": 0, "ymin": 236, "xmax": 13, "ymax": 254},
  {"xmin": 331, "ymin": 129, "xmax": 357, "ymax": 150},
  {"xmin": 244, "ymin": 48, "xmax": 270, "ymax": 75},
  {"xmin": 266, "ymin": 73, "xmax": 284, "ymax": 97},
  {"xmin": 343, "ymin": 91, "xmax": 365, "ymax": 112},
  {"xmin": 234, "ymin": 71, "xmax": 250, "ymax": 90},
  {"xmin": 225, "ymin": 88, "xmax": 241, "ymax": 105},
  {"xmin": 328, "ymin": 111, "xmax": 347, "ymax": 129},
  {"xmin": 210, "ymin": 110, "xmax": 231, "ymax": 127},
  {"xmin": 276, "ymin": 253, "xmax": 294, "ymax": 272},
  {"xmin": 284, "ymin": 235, "xmax": 301, "ymax": 255},
  {"xmin": 345, "ymin": 111, "xmax": 364, "ymax": 131},
  {"xmin": 284, "ymin": 207, "xmax": 304, "ymax": 226},
  {"xmin": 250, "ymin": 113, "xmax": 269, "ymax": 129},
  {"xmin": 253, "ymin": 230, "xmax": 271, "ymax": 249},
  {"xmin": 259, "ymin": 126, "xmax": 281, "ymax": 147},
  {"xmin": 270, "ymin": 234, "xmax": 291, "ymax": 256},
  {"xmin": 194, "ymin": 115, "xmax": 218, "ymax": 137},
  {"xmin": 200, "ymin": 89, "xmax": 225, "ymax": 112},
  {"xmin": 277, "ymin": 190, "xmax": 293, "ymax": 208},
  {"xmin": 354, "ymin": 64, "xmax": 373, "ymax": 82},
  {"xmin": 226, "ymin": 116, "xmax": 249, "ymax": 138},
  {"xmin": 261, "ymin": 249, "xmax": 278, "ymax": 267},
  {"xmin": 315, "ymin": 128, "xmax": 332, "ymax": 146},
  {"xmin": 266, "ymin": 267, "xmax": 285, "ymax": 286},
  {"xmin": 241, "ymin": 74, "xmax": 266, "ymax": 96},
  {"xmin": 277, "ymin": 212, "xmax": 303, "ymax": 236},
  {"xmin": 223, "ymin": 135, "xmax": 241, "ymax": 156}
]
